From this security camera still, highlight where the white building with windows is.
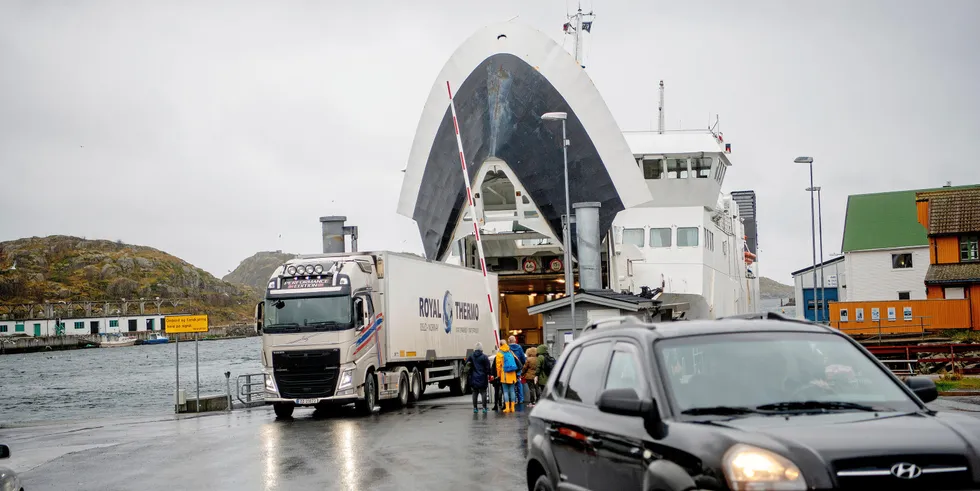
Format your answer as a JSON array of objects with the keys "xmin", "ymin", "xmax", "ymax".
[
  {"xmin": 838, "ymin": 188, "xmax": 934, "ymax": 302},
  {"xmin": 0, "ymin": 314, "xmax": 170, "ymax": 337}
]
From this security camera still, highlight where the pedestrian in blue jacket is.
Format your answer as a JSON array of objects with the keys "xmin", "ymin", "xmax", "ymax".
[{"xmin": 508, "ymin": 335, "xmax": 527, "ymax": 404}]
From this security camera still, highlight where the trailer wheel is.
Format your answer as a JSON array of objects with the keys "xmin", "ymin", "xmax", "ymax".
[
  {"xmin": 409, "ymin": 368, "xmax": 423, "ymax": 404},
  {"xmin": 396, "ymin": 371, "xmax": 409, "ymax": 408},
  {"xmin": 273, "ymin": 403, "xmax": 294, "ymax": 419},
  {"xmin": 357, "ymin": 372, "xmax": 377, "ymax": 416}
]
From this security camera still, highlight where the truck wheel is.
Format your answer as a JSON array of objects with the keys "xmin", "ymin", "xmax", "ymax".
[
  {"xmin": 409, "ymin": 368, "xmax": 423, "ymax": 404},
  {"xmin": 449, "ymin": 364, "xmax": 465, "ymax": 396},
  {"xmin": 357, "ymin": 373, "xmax": 377, "ymax": 415},
  {"xmin": 273, "ymin": 403, "xmax": 294, "ymax": 419},
  {"xmin": 397, "ymin": 371, "xmax": 409, "ymax": 408}
]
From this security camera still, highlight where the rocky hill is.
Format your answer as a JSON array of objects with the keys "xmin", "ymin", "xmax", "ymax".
[
  {"xmin": 760, "ymin": 276, "xmax": 794, "ymax": 299},
  {"xmin": 223, "ymin": 251, "xmax": 297, "ymax": 292},
  {"xmin": 0, "ymin": 236, "xmax": 256, "ymax": 323}
]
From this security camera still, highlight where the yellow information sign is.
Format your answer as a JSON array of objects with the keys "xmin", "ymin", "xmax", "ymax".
[{"xmin": 165, "ymin": 315, "xmax": 209, "ymax": 333}]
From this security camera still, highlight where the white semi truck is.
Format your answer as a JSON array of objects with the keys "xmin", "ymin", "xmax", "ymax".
[{"xmin": 255, "ymin": 248, "xmax": 499, "ymax": 418}]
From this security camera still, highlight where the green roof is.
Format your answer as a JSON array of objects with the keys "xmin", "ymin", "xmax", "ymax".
[{"xmin": 841, "ymin": 185, "xmax": 980, "ymax": 253}]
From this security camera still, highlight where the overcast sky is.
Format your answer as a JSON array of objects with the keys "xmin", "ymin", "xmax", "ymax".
[{"xmin": 1, "ymin": 0, "xmax": 977, "ymax": 284}]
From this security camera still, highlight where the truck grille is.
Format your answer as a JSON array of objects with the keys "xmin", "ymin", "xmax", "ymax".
[
  {"xmin": 272, "ymin": 349, "xmax": 341, "ymax": 399},
  {"xmin": 834, "ymin": 454, "xmax": 972, "ymax": 490}
]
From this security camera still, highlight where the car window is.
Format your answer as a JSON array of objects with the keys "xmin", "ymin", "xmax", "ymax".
[
  {"xmin": 656, "ymin": 331, "xmax": 922, "ymax": 414},
  {"xmin": 604, "ymin": 348, "xmax": 644, "ymax": 395},
  {"xmin": 563, "ymin": 341, "xmax": 612, "ymax": 405},
  {"xmin": 552, "ymin": 346, "xmax": 581, "ymax": 399}
]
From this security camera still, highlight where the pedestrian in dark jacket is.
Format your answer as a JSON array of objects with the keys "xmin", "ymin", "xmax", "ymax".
[{"xmin": 466, "ymin": 342, "xmax": 492, "ymax": 413}]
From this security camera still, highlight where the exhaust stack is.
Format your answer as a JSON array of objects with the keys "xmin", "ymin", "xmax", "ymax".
[
  {"xmin": 319, "ymin": 216, "xmax": 359, "ymax": 253},
  {"xmin": 573, "ymin": 202, "xmax": 601, "ymax": 291}
]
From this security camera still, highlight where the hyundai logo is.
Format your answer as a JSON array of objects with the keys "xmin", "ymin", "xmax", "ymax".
[{"xmin": 890, "ymin": 463, "xmax": 922, "ymax": 479}]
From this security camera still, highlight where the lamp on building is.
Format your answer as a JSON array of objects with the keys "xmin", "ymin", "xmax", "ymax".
[{"xmin": 541, "ymin": 111, "xmax": 576, "ymax": 336}]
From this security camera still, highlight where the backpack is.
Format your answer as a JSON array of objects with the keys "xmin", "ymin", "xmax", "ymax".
[
  {"xmin": 503, "ymin": 351, "xmax": 518, "ymax": 373},
  {"xmin": 540, "ymin": 354, "xmax": 556, "ymax": 376}
]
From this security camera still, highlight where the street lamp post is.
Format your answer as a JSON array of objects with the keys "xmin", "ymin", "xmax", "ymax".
[
  {"xmin": 807, "ymin": 186, "xmax": 826, "ymax": 322},
  {"xmin": 541, "ymin": 111, "xmax": 576, "ymax": 337},
  {"xmin": 795, "ymin": 156, "xmax": 819, "ymax": 322}
]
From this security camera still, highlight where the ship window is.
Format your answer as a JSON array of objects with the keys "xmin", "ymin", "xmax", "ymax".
[
  {"xmin": 692, "ymin": 157, "xmax": 712, "ymax": 178},
  {"xmin": 704, "ymin": 229, "xmax": 715, "ymax": 251},
  {"xmin": 623, "ymin": 228, "xmax": 645, "ymax": 247},
  {"xmin": 649, "ymin": 228, "xmax": 671, "ymax": 248},
  {"xmin": 715, "ymin": 162, "xmax": 727, "ymax": 182},
  {"xmin": 678, "ymin": 227, "xmax": 699, "ymax": 247},
  {"xmin": 642, "ymin": 158, "xmax": 664, "ymax": 179},
  {"xmin": 666, "ymin": 158, "xmax": 688, "ymax": 179}
]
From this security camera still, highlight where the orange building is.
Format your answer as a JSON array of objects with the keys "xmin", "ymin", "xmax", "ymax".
[{"xmin": 916, "ymin": 187, "xmax": 980, "ymax": 329}]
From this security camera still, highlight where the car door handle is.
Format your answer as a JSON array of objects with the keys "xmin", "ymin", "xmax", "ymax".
[{"xmin": 586, "ymin": 436, "xmax": 603, "ymax": 447}]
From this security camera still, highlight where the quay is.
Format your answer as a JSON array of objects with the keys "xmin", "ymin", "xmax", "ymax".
[{"xmin": 0, "ymin": 325, "xmax": 256, "ymax": 354}]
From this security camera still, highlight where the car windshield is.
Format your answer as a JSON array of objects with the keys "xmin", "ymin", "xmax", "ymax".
[
  {"xmin": 264, "ymin": 295, "xmax": 352, "ymax": 333},
  {"xmin": 655, "ymin": 331, "xmax": 921, "ymax": 415}
]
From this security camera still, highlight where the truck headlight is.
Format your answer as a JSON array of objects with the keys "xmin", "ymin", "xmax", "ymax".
[
  {"xmin": 722, "ymin": 444, "xmax": 805, "ymax": 491},
  {"xmin": 337, "ymin": 369, "xmax": 354, "ymax": 390},
  {"xmin": 264, "ymin": 373, "xmax": 277, "ymax": 392}
]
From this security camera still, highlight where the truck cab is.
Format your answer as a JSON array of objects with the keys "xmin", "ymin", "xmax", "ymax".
[{"xmin": 257, "ymin": 253, "xmax": 396, "ymax": 418}]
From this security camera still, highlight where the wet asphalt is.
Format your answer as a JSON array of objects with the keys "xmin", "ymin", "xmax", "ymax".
[
  {"xmin": 3, "ymin": 388, "xmax": 530, "ymax": 491},
  {"xmin": 4, "ymin": 393, "xmax": 980, "ymax": 491}
]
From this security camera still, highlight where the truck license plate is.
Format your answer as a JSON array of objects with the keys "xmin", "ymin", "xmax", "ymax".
[{"xmin": 295, "ymin": 398, "xmax": 318, "ymax": 405}]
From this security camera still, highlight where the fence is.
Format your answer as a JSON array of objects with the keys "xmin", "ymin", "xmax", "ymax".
[{"xmin": 866, "ymin": 344, "xmax": 980, "ymax": 375}]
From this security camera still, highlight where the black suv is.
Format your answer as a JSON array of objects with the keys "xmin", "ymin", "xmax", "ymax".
[{"xmin": 525, "ymin": 315, "xmax": 980, "ymax": 490}]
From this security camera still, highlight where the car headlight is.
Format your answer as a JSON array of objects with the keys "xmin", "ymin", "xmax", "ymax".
[
  {"xmin": 722, "ymin": 444, "xmax": 805, "ymax": 491},
  {"xmin": 337, "ymin": 369, "xmax": 354, "ymax": 390}
]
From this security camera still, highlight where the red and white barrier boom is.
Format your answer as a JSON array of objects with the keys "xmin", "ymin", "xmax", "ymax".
[{"xmin": 446, "ymin": 81, "xmax": 502, "ymax": 348}]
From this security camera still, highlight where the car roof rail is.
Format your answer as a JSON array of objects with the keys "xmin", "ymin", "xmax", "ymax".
[
  {"xmin": 717, "ymin": 311, "xmax": 791, "ymax": 321},
  {"xmin": 717, "ymin": 311, "xmax": 830, "ymax": 329},
  {"xmin": 582, "ymin": 315, "xmax": 655, "ymax": 334}
]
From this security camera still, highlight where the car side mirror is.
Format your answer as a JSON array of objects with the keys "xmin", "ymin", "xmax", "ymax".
[
  {"xmin": 597, "ymin": 388, "xmax": 666, "ymax": 440},
  {"xmin": 905, "ymin": 375, "xmax": 938, "ymax": 403},
  {"xmin": 0, "ymin": 444, "xmax": 10, "ymax": 459}
]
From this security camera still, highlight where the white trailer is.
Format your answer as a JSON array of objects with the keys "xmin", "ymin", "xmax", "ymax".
[{"xmin": 256, "ymin": 250, "xmax": 498, "ymax": 418}]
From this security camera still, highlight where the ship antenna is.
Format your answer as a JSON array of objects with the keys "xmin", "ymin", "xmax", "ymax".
[
  {"xmin": 658, "ymin": 80, "xmax": 665, "ymax": 134},
  {"xmin": 563, "ymin": 1, "xmax": 594, "ymax": 68}
]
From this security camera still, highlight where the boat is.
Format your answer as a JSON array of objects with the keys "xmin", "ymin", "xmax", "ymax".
[
  {"xmin": 142, "ymin": 333, "xmax": 169, "ymax": 345},
  {"xmin": 99, "ymin": 335, "xmax": 137, "ymax": 348}
]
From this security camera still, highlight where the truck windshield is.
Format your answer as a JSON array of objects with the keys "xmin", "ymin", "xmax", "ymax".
[
  {"xmin": 264, "ymin": 295, "xmax": 352, "ymax": 333},
  {"xmin": 656, "ymin": 331, "xmax": 921, "ymax": 415}
]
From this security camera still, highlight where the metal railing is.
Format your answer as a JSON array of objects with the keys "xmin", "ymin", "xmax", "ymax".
[
  {"xmin": 879, "ymin": 359, "xmax": 917, "ymax": 376},
  {"xmin": 237, "ymin": 373, "xmax": 266, "ymax": 406}
]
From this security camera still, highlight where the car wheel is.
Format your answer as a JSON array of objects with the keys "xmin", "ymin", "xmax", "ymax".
[
  {"xmin": 533, "ymin": 474, "xmax": 554, "ymax": 491},
  {"xmin": 273, "ymin": 402, "xmax": 294, "ymax": 419}
]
